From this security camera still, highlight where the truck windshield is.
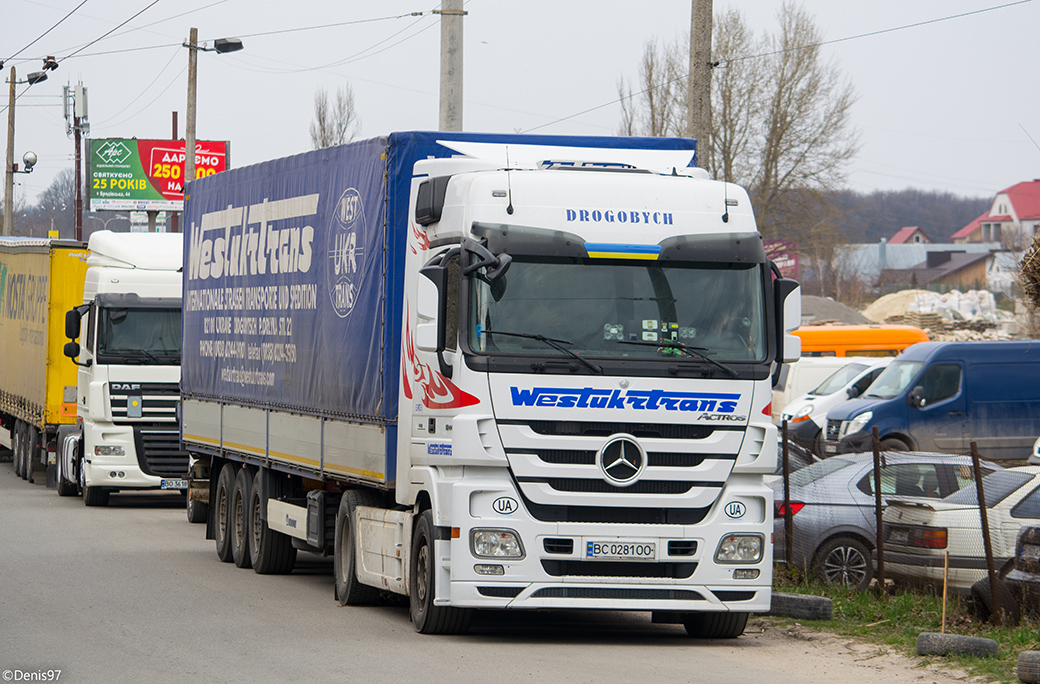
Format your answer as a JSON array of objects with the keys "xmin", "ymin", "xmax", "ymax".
[
  {"xmin": 97, "ymin": 306, "xmax": 181, "ymax": 362},
  {"xmin": 467, "ymin": 256, "xmax": 767, "ymax": 363},
  {"xmin": 863, "ymin": 360, "xmax": 923, "ymax": 400}
]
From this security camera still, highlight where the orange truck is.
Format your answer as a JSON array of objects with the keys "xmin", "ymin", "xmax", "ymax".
[
  {"xmin": 0, "ymin": 238, "xmax": 89, "ymax": 483},
  {"xmin": 792, "ymin": 324, "xmax": 929, "ymax": 358}
]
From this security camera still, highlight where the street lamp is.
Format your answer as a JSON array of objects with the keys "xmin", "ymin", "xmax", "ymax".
[
  {"xmin": 5, "ymin": 67, "xmax": 50, "ymax": 236},
  {"xmin": 183, "ymin": 28, "xmax": 243, "ymax": 196}
]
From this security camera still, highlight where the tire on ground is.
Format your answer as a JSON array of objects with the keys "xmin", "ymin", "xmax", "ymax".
[
  {"xmin": 916, "ymin": 632, "xmax": 998, "ymax": 657},
  {"xmin": 13, "ymin": 422, "xmax": 24, "ymax": 478},
  {"xmin": 970, "ymin": 575, "xmax": 1021, "ymax": 626},
  {"xmin": 410, "ymin": 509, "xmax": 471, "ymax": 634},
  {"xmin": 249, "ymin": 468, "xmax": 296, "ymax": 574},
  {"xmin": 813, "ymin": 535, "xmax": 874, "ymax": 591},
  {"xmin": 186, "ymin": 495, "xmax": 208, "ymax": 524},
  {"xmin": 334, "ymin": 488, "xmax": 383, "ymax": 605},
  {"xmin": 767, "ymin": 592, "xmax": 833, "ymax": 620},
  {"xmin": 214, "ymin": 463, "xmax": 236, "ymax": 562},
  {"xmin": 880, "ymin": 437, "xmax": 910, "ymax": 452},
  {"xmin": 56, "ymin": 447, "xmax": 78, "ymax": 497},
  {"xmin": 682, "ymin": 612, "xmax": 748, "ymax": 638},
  {"xmin": 1018, "ymin": 651, "xmax": 1040, "ymax": 684}
]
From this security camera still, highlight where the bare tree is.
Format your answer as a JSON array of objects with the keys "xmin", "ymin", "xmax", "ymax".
[
  {"xmin": 33, "ymin": 168, "xmax": 76, "ymax": 238},
  {"xmin": 619, "ymin": 2, "xmax": 860, "ymax": 239},
  {"xmin": 310, "ymin": 84, "xmax": 362, "ymax": 149}
]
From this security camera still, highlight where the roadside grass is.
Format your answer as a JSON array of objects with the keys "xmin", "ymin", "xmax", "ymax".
[{"xmin": 772, "ymin": 568, "xmax": 1040, "ymax": 683}]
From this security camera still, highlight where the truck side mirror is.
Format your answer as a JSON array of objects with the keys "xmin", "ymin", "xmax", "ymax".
[
  {"xmin": 65, "ymin": 308, "xmax": 82, "ymax": 340},
  {"xmin": 417, "ymin": 253, "xmax": 455, "ymax": 379},
  {"xmin": 63, "ymin": 341, "xmax": 80, "ymax": 359},
  {"xmin": 774, "ymin": 277, "xmax": 801, "ymax": 364},
  {"xmin": 908, "ymin": 386, "xmax": 926, "ymax": 408}
]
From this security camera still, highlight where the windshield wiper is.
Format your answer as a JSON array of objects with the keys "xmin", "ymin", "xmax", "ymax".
[
  {"xmin": 481, "ymin": 328, "xmax": 603, "ymax": 374},
  {"xmin": 617, "ymin": 339, "xmax": 739, "ymax": 378}
]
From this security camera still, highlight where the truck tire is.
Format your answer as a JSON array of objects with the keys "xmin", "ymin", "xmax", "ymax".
[
  {"xmin": 410, "ymin": 510, "xmax": 471, "ymax": 634},
  {"xmin": 970, "ymin": 575, "xmax": 1021, "ymax": 626},
  {"xmin": 249, "ymin": 468, "xmax": 296, "ymax": 574},
  {"xmin": 14, "ymin": 422, "xmax": 26, "ymax": 479},
  {"xmin": 186, "ymin": 496, "xmax": 208, "ymax": 524},
  {"xmin": 1018, "ymin": 651, "xmax": 1040, "ymax": 683},
  {"xmin": 334, "ymin": 488, "xmax": 382, "ymax": 605},
  {"xmin": 24, "ymin": 426, "xmax": 39, "ymax": 483},
  {"xmin": 56, "ymin": 448, "xmax": 78, "ymax": 497},
  {"xmin": 682, "ymin": 611, "xmax": 748, "ymax": 638},
  {"xmin": 82, "ymin": 481, "xmax": 110, "ymax": 507},
  {"xmin": 231, "ymin": 467, "xmax": 253, "ymax": 569},
  {"xmin": 214, "ymin": 464, "xmax": 235, "ymax": 562}
]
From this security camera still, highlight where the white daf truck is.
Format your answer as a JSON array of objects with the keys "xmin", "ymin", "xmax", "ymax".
[
  {"xmin": 181, "ymin": 132, "xmax": 801, "ymax": 636},
  {"xmin": 59, "ymin": 230, "xmax": 187, "ymax": 506}
]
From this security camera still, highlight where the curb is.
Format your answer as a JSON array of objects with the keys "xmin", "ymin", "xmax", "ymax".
[
  {"xmin": 767, "ymin": 592, "xmax": 833, "ymax": 620},
  {"xmin": 916, "ymin": 632, "xmax": 998, "ymax": 658}
]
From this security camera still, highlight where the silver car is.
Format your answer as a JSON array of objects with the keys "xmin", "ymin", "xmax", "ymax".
[{"xmin": 772, "ymin": 452, "xmax": 1000, "ymax": 590}]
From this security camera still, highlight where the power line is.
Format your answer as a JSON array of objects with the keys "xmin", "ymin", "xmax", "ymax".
[
  {"xmin": 524, "ymin": 0, "xmax": 1033, "ymax": 133},
  {"xmin": 3, "ymin": 0, "xmax": 88, "ymax": 65},
  {"xmin": 58, "ymin": 0, "xmax": 163, "ymax": 64}
]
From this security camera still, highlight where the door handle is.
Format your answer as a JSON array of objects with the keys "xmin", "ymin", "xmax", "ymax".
[{"xmin": 948, "ymin": 411, "xmax": 964, "ymax": 417}]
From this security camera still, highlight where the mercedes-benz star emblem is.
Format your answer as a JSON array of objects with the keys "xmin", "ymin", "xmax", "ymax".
[{"xmin": 597, "ymin": 435, "xmax": 646, "ymax": 486}]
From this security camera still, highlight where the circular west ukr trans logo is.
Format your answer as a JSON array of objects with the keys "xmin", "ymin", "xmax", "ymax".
[{"xmin": 327, "ymin": 188, "xmax": 366, "ymax": 318}]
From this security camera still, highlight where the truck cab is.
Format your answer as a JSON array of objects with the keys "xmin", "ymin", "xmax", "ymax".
[{"xmin": 61, "ymin": 230, "xmax": 187, "ymax": 505}]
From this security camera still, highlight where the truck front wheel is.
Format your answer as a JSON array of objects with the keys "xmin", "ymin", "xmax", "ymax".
[
  {"xmin": 334, "ymin": 489, "xmax": 381, "ymax": 605},
  {"xmin": 682, "ymin": 611, "xmax": 748, "ymax": 638},
  {"xmin": 409, "ymin": 510, "xmax": 471, "ymax": 635}
]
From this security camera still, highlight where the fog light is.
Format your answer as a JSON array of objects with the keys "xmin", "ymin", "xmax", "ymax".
[
  {"xmin": 714, "ymin": 534, "xmax": 763, "ymax": 564},
  {"xmin": 474, "ymin": 564, "xmax": 505, "ymax": 575},
  {"xmin": 110, "ymin": 471, "xmax": 117, "ymax": 478},
  {"xmin": 471, "ymin": 528, "xmax": 524, "ymax": 559},
  {"xmin": 733, "ymin": 569, "xmax": 760, "ymax": 579},
  {"xmin": 95, "ymin": 445, "xmax": 124, "ymax": 456}
]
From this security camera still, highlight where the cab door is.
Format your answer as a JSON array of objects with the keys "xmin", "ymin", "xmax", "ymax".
[{"xmin": 907, "ymin": 363, "xmax": 966, "ymax": 452}]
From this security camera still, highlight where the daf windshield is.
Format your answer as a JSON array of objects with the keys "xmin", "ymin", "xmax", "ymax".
[
  {"xmin": 467, "ymin": 256, "xmax": 767, "ymax": 364},
  {"xmin": 96, "ymin": 306, "xmax": 181, "ymax": 363},
  {"xmin": 864, "ymin": 360, "xmax": 923, "ymax": 400}
]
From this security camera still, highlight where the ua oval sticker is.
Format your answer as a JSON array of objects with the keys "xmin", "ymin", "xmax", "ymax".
[
  {"xmin": 725, "ymin": 501, "xmax": 746, "ymax": 519},
  {"xmin": 492, "ymin": 497, "xmax": 518, "ymax": 515}
]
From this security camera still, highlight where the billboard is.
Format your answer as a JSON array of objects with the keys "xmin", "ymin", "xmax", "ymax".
[{"xmin": 88, "ymin": 138, "xmax": 229, "ymax": 212}]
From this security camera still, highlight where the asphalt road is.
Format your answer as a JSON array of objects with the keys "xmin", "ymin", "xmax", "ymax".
[{"xmin": 0, "ymin": 462, "xmax": 974, "ymax": 684}]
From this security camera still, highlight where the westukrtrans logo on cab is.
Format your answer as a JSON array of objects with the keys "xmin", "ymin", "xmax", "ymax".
[{"xmin": 510, "ymin": 386, "xmax": 740, "ymax": 413}]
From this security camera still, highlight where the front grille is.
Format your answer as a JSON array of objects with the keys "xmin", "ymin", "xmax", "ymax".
[
  {"xmin": 519, "ymin": 420, "xmax": 715, "ymax": 440},
  {"xmin": 535, "ymin": 478, "xmax": 714, "ymax": 495},
  {"xmin": 528, "ymin": 449, "xmax": 718, "ymax": 468},
  {"xmin": 826, "ymin": 419, "xmax": 842, "ymax": 441},
  {"xmin": 477, "ymin": 586, "xmax": 525, "ymax": 598},
  {"xmin": 109, "ymin": 382, "xmax": 179, "ymax": 424},
  {"xmin": 531, "ymin": 587, "xmax": 704, "ymax": 601},
  {"xmin": 541, "ymin": 559, "xmax": 696, "ymax": 579},
  {"xmin": 134, "ymin": 425, "xmax": 188, "ymax": 477},
  {"xmin": 522, "ymin": 499, "xmax": 711, "ymax": 525}
]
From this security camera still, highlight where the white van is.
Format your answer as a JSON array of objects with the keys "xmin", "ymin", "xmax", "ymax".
[
  {"xmin": 772, "ymin": 357, "xmax": 863, "ymax": 422},
  {"xmin": 779, "ymin": 357, "xmax": 892, "ymax": 449}
]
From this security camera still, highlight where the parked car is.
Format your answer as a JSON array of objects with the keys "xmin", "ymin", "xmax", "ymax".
[
  {"xmin": 883, "ymin": 466, "xmax": 1040, "ymax": 594},
  {"xmin": 772, "ymin": 356, "xmax": 864, "ymax": 423},
  {"xmin": 781, "ymin": 357, "xmax": 891, "ymax": 451},
  {"xmin": 970, "ymin": 525, "xmax": 1040, "ymax": 625},
  {"xmin": 771, "ymin": 452, "xmax": 999, "ymax": 591},
  {"xmin": 824, "ymin": 341, "xmax": 1040, "ymax": 459}
]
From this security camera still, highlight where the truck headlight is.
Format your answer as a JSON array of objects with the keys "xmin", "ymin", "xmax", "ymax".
[
  {"xmin": 714, "ymin": 534, "xmax": 763, "ymax": 564},
  {"xmin": 840, "ymin": 411, "xmax": 873, "ymax": 438},
  {"xmin": 94, "ymin": 445, "xmax": 125, "ymax": 456},
  {"xmin": 471, "ymin": 528, "xmax": 524, "ymax": 559}
]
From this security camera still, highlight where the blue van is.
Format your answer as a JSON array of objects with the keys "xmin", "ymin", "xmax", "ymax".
[{"xmin": 822, "ymin": 341, "xmax": 1040, "ymax": 459}]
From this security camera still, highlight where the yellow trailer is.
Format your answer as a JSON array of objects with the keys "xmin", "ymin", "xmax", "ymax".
[{"xmin": 0, "ymin": 238, "xmax": 89, "ymax": 483}]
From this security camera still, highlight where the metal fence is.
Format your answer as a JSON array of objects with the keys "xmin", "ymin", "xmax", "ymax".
[{"xmin": 774, "ymin": 422, "xmax": 1037, "ymax": 626}]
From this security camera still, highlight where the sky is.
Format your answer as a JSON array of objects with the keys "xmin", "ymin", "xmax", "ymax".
[{"xmin": 3, "ymin": 0, "xmax": 1039, "ymax": 210}]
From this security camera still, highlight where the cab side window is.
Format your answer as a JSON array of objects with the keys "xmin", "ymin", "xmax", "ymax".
[
  {"xmin": 85, "ymin": 303, "xmax": 96, "ymax": 353},
  {"xmin": 919, "ymin": 363, "xmax": 961, "ymax": 406}
]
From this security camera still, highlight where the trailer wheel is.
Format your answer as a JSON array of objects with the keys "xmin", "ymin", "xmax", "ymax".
[
  {"xmin": 410, "ymin": 510, "xmax": 471, "ymax": 634},
  {"xmin": 14, "ymin": 422, "xmax": 27, "ymax": 480},
  {"xmin": 334, "ymin": 489, "xmax": 382, "ymax": 605},
  {"xmin": 249, "ymin": 469, "xmax": 296, "ymax": 574},
  {"xmin": 24, "ymin": 425, "xmax": 39, "ymax": 483},
  {"xmin": 231, "ymin": 467, "xmax": 254, "ymax": 569},
  {"xmin": 214, "ymin": 464, "xmax": 235, "ymax": 562},
  {"xmin": 682, "ymin": 611, "xmax": 748, "ymax": 639}
]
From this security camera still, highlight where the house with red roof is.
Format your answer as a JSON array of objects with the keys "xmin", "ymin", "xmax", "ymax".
[
  {"xmin": 952, "ymin": 179, "xmax": 1040, "ymax": 247},
  {"xmin": 889, "ymin": 226, "xmax": 933, "ymax": 244}
]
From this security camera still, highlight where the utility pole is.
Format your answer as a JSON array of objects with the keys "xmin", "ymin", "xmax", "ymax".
[
  {"xmin": 171, "ymin": 111, "xmax": 179, "ymax": 233},
  {"xmin": 688, "ymin": 0, "xmax": 713, "ymax": 170},
  {"xmin": 185, "ymin": 27, "xmax": 199, "ymax": 191},
  {"xmin": 437, "ymin": 0, "xmax": 466, "ymax": 131},
  {"xmin": 4, "ymin": 66, "xmax": 15, "ymax": 236}
]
